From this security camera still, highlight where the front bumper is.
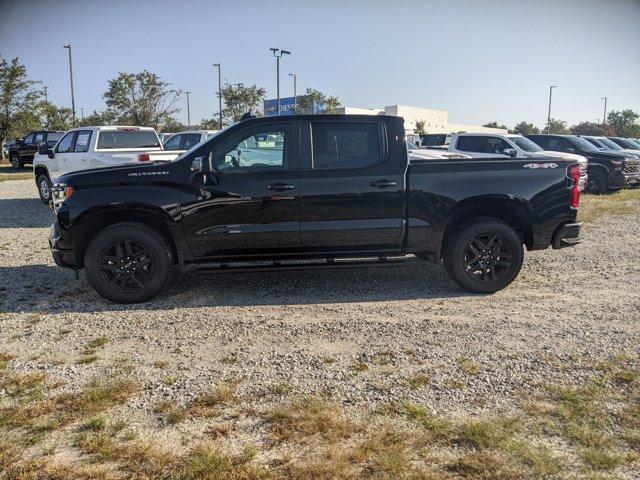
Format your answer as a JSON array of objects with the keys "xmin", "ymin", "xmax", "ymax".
[
  {"xmin": 623, "ymin": 172, "xmax": 640, "ymax": 187},
  {"xmin": 49, "ymin": 220, "xmax": 77, "ymax": 269},
  {"xmin": 552, "ymin": 222, "xmax": 582, "ymax": 249}
]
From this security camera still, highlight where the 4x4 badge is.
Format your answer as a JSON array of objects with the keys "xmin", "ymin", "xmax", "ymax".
[{"xmin": 523, "ymin": 163, "xmax": 559, "ymax": 169}]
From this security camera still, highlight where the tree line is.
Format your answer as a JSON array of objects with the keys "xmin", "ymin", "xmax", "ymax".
[{"xmin": 0, "ymin": 55, "xmax": 341, "ymax": 160}]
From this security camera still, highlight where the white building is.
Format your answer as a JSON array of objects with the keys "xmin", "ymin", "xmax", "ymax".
[{"xmin": 336, "ymin": 104, "xmax": 508, "ymax": 135}]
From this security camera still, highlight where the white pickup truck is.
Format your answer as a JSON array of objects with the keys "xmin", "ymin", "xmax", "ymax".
[
  {"xmin": 33, "ymin": 126, "xmax": 180, "ymax": 203},
  {"xmin": 162, "ymin": 129, "xmax": 220, "ymax": 154},
  {"xmin": 447, "ymin": 133, "xmax": 588, "ymax": 188}
]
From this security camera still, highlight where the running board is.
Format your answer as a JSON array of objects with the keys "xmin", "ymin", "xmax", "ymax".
[{"xmin": 186, "ymin": 255, "xmax": 418, "ymax": 274}]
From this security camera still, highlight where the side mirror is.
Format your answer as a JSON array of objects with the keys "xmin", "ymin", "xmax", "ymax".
[
  {"xmin": 47, "ymin": 149, "xmax": 55, "ymax": 159},
  {"xmin": 191, "ymin": 155, "xmax": 211, "ymax": 172},
  {"xmin": 503, "ymin": 148, "xmax": 517, "ymax": 157}
]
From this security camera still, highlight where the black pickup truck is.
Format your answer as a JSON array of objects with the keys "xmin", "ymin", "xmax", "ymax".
[
  {"xmin": 49, "ymin": 115, "xmax": 582, "ymax": 303},
  {"xmin": 8, "ymin": 130, "xmax": 64, "ymax": 169}
]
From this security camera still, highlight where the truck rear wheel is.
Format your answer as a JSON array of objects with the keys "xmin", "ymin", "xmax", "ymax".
[
  {"xmin": 84, "ymin": 222, "xmax": 173, "ymax": 303},
  {"xmin": 10, "ymin": 153, "xmax": 23, "ymax": 169},
  {"xmin": 443, "ymin": 219, "xmax": 523, "ymax": 293}
]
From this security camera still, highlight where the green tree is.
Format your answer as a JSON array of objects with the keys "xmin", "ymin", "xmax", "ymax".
[
  {"xmin": 607, "ymin": 109, "xmax": 640, "ymax": 138},
  {"xmin": 544, "ymin": 118, "xmax": 569, "ymax": 134},
  {"xmin": 199, "ymin": 117, "xmax": 222, "ymax": 130},
  {"xmin": 103, "ymin": 70, "xmax": 181, "ymax": 129},
  {"xmin": 37, "ymin": 101, "xmax": 73, "ymax": 131},
  {"xmin": 0, "ymin": 56, "xmax": 42, "ymax": 160},
  {"xmin": 570, "ymin": 121, "xmax": 615, "ymax": 137},
  {"xmin": 512, "ymin": 121, "xmax": 540, "ymax": 135},
  {"xmin": 157, "ymin": 116, "xmax": 186, "ymax": 133},
  {"xmin": 297, "ymin": 88, "xmax": 341, "ymax": 114},
  {"xmin": 75, "ymin": 109, "xmax": 118, "ymax": 127},
  {"xmin": 220, "ymin": 82, "xmax": 266, "ymax": 123},
  {"xmin": 482, "ymin": 121, "xmax": 508, "ymax": 130},
  {"xmin": 414, "ymin": 120, "xmax": 426, "ymax": 135}
]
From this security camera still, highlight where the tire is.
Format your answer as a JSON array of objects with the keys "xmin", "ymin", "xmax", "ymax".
[
  {"xmin": 586, "ymin": 170, "xmax": 607, "ymax": 194},
  {"xmin": 443, "ymin": 219, "xmax": 524, "ymax": 294},
  {"xmin": 10, "ymin": 153, "xmax": 23, "ymax": 169},
  {"xmin": 36, "ymin": 174, "xmax": 52, "ymax": 204},
  {"xmin": 84, "ymin": 222, "xmax": 173, "ymax": 303}
]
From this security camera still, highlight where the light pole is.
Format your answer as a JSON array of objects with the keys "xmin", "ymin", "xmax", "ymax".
[
  {"xmin": 185, "ymin": 91, "xmax": 191, "ymax": 131},
  {"xmin": 601, "ymin": 97, "xmax": 608, "ymax": 124},
  {"xmin": 289, "ymin": 73, "xmax": 297, "ymax": 112},
  {"xmin": 270, "ymin": 48, "xmax": 290, "ymax": 115},
  {"xmin": 547, "ymin": 85, "xmax": 556, "ymax": 133},
  {"xmin": 213, "ymin": 63, "xmax": 223, "ymax": 128},
  {"xmin": 63, "ymin": 44, "xmax": 76, "ymax": 125},
  {"xmin": 80, "ymin": 107, "xmax": 84, "ymax": 120},
  {"xmin": 43, "ymin": 86, "xmax": 48, "ymax": 103}
]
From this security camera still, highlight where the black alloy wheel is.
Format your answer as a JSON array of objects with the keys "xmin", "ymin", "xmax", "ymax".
[
  {"xmin": 462, "ymin": 233, "xmax": 512, "ymax": 283},
  {"xmin": 97, "ymin": 240, "xmax": 154, "ymax": 293}
]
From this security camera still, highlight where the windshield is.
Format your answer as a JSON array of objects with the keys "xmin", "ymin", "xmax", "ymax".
[
  {"xmin": 48, "ymin": 132, "xmax": 64, "ymax": 142},
  {"xmin": 622, "ymin": 138, "xmax": 640, "ymax": 149},
  {"xmin": 407, "ymin": 140, "xmax": 419, "ymax": 150},
  {"xmin": 509, "ymin": 136, "xmax": 543, "ymax": 152},
  {"xmin": 570, "ymin": 136, "xmax": 600, "ymax": 153},
  {"xmin": 597, "ymin": 138, "xmax": 623, "ymax": 150},
  {"xmin": 96, "ymin": 130, "xmax": 160, "ymax": 149}
]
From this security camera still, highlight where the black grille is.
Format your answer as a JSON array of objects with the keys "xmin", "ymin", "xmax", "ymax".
[{"xmin": 624, "ymin": 163, "xmax": 639, "ymax": 174}]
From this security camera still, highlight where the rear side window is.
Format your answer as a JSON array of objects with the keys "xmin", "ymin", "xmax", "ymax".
[
  {"xmin": 163, "ymin": 134, "xmax": 183, "ymax": 150},
  {"xmin": 56, "ymin": 132, "xmax": 76, "ymax": 153},
  {"xmin": 547, "ymin": 137, "xmax": 572, "ymax": 152},
  {"xmin": 96, "ymin": 130, "xmax": 160, "ymax": 149},
  {"xmin": 183, "ymin": 133, "xmax": 203, "ymax": 150},
  {"xmin": 74, "ymin": 130, "xmax": 92, "ymax": 152},
  {"xmin": 311, "ymin": 122, "xmax": 381, "ymax": 169},
  {"xmin": 34, "ymin": 132, "xmax": 46, "ymax": 143}
]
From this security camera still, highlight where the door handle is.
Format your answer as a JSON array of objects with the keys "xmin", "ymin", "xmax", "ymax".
[
  {"xmin": 267, "ymin": 183, "xmax": 295, "ymax": 191},
  {"xmin": 370, "ymin": 180, "xmax": 397, "ymax": 188}
]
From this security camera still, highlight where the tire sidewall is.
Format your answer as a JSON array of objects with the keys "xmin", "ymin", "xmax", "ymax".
[
  {"xmin": 84, "ymin": 224, "xmax": 172, "ymax": 303},
  {"xmin": 10, "ymin": 153, "xmax": 22, "ymax": 169},
  {"xmin": 587, "ymin": 170, "xmax": 606, "ymax": 194},
  {"xmin": 37, "ymin": 175, "xmax": 52, "ymax": 203},
  {"xmin": 446, "ymin": 220, "xmax": 524, "ymax": 293}
]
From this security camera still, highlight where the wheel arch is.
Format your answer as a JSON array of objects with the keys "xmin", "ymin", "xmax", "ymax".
[
  {"xmin": 442, "ymin": 197, "xmax": 534, "ymax": 253},
  {"xmin": 73, "ymin": 206, "xmax": 180, "ymax": 268}
]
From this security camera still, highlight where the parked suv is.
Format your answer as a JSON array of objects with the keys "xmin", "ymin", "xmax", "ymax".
[
  {"xmin": 162, "ymin": 130, "xmax": 219, "ymax": 154},
  {"xmin": 526, "ymin": 134, "xmax": 640, "ymax": 193},
  {"xmin": 7, "ymin": 131, "xmax": 64, "ymax": 169}
]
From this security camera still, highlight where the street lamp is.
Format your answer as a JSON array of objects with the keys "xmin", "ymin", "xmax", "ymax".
[
  {"xmin": 185, "ymin": 91, "xmax": 191, "ymax": 131},
  {"xmin": 213, "ymin": 63, "xmax": 223, "ymax": 128},
  {"xmin": 601, "ymin": 97, "xmax": 608, "ymax": 124},
  {"xmin": 63, "ymin": 44, "xmax": 76, "ymax": 126},
  {"xmin": 288, "ymin": 73, "xmax": 297, "ymax": 112},
  {"xmin": 547, "ymin": 85, "xmax": 556, "ymax": 133},
  {"xmin": 270, "ymin": 48, "xmax": 291, "ymax": 115}
]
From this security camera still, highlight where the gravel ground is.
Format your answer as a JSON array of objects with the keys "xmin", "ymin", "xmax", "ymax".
[{"xmin": 1, "ymin": 178, "xmax": 639, "ymax": 450}]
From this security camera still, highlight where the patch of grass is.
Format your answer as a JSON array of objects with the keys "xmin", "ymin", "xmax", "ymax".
[
  {"xmin": 269, "ymin": 382, "xmax": 291, "ymax": 395},
  {"xmin": 87, "ymin": 337, "xmax": 109, "ymax": 350},
  {"xmin": 579, "ymin": 189, "xmax": 640, "ymax": 223},
  {"xmin": 405, "ymin": 372, "xmax": 430, "ymax": 390},
  {"xmin": 0, "ymin": 352, "xmax": 16, "ymax": 370},
  {"xmin": 567, "ymin": 424, "xmax": 614, "ymax": 449},
  {"xmin": 351, "ymin": 361, "xmax": 369, "ymax": 372},
  {"xmin": 459, "ymin": 357, "xmax": 481, "ymax": 375},
  {"xmin": 580, "ymin": 447, "xmax": 626, "ymax": 470},
  {"xmin": 321, "ymin": 356, "xmax": 336, "ymax": 364},
  {"xmin": 456, "ymin": 416, "xmax": 520, "ymax": 450},
  {"xmin": 267, "ymin": 397, "xmax": 358, "ymax": 444},
  {"xmin": 154, "ymin": 401, "xmax": 188, "ymax": 425},
  {"xmin": 162, "ymin": 375, "xmax": 179, "ymax": 386},
  {"xmin": 76, "ymin": 354, "xmax": 99, "ymax": 365},
  {"xmin": 372, "ymin": 351, "xmax": 393, "ymax": 366},
  {"xmin": 447, "ymin": 450, "xmax": 523, "ymax": 479},
  {"xmin": 402, "ymin": 402, "xmax": 452, "ymax": 441},
  {"xmin": 153, "ymin": 360, "xmax": 168, "ymax": 369},
  {"xmin": 79, "ymin": 417, "xmax": 107, "ymax": 432},
  {"xmin": 0, "ymin": 165, "xmax": 33, "ymax": 182},
  {"xmin": 508, "ymin": 440, "xmax": 565, "ymax": 476}
]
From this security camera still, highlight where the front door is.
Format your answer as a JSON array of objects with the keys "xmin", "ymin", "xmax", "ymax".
[
  {"xmin": 51, "ymin": 131, "xmax": 76, "ymax": 177},
  {"xmin": 180, "ymin": 122, "xmax": 301, "ymax": 259},
  {"xmin": 299, "ymin": 119, "xmax": 406, "ymax": 253}
]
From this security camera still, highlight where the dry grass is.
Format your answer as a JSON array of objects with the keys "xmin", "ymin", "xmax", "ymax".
[
  {"xmin": 579, "ymin": 189, "xmax": 640, "ymax": 223},
  {"xmin": 0, "ymin": 164, "xmax": 32, "ymax": 182},
  {"xmin": 2, "ymin": 350, "xmax": 638, "ymax": 479}
]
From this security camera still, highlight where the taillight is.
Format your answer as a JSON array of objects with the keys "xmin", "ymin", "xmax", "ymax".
[
  {"xmin": 569, "ymin": 164, "xmax": 581, "ymax": 209},
  {"xmin": 138, "ymin": 154, "xmax": 150, "ymax": 162}
]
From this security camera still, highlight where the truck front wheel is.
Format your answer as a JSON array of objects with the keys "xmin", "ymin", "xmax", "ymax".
[
  {"xmin": 84, "ymin": 222, "xmax": 173, "ymax": 303},
  {"xmin": 10, "ymin": 153, "xmax": 23, "ymax": 169},
  {"xmin": 443, "ymin": 219, "xmax": 524, "ymax": 293}
]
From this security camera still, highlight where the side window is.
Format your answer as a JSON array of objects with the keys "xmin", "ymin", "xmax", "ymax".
[
  {"xmin": 529, "ymin": 137, "xmax": 548, "ymax": 149},
  {"xmin": 56, "ymin": 132, "xmax": 76, "ymax": 153},
  {"xmin": 34, "ymin": 132, "xmax": 46, "ymax": 143},
  {"xmin": 485, "ymin": 137, "xmax": 512, "ymax": 154},
  {"xmin": 213, "ymin": 126, "xmax": 287, "ymax": 171},
  {"xmin": 74, "ymin": 130, "xmax": 92, "ymax": 152},
  {"xmin": 183, "ymin": 133, "xmax": 202, "ymax": 150},
  {"xmin": 312, "ymin": 122, "xmax": 380, "ymax": 169},
  {"xmin": 456, "ymin": 136, "xmax": 486, "ymax": 152},
  {"xmin": 24, "ymin": 133, "xmax": 35, "ymax": 144},
  {"xmin": 548, "ymin": 137, "xmax": 572, "ymax": 152},
  {"xmin": 163, "ymin": 134, "xmax": 183, "ymax": 150}
]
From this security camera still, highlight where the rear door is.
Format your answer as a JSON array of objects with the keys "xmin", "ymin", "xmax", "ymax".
[
  {"xmin": 181, "ymin": 122, "xmax": 301, "ymax": 258},
  {"xmin": 21, "ymin": 133, "xmax": 38, "ymax": 161},
  {"xmin": 299, "ymin": 119, "xmax": 405, "ymax": 253}
]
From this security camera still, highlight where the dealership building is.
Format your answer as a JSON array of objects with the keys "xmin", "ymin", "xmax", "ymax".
[{"xmin": 335, "ymin": 104, "xmax": 508, "ymax": 135}]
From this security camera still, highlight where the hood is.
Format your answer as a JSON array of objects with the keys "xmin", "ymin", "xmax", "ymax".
[{"xmin": 533, "ymin": 150, "xmax": 588, "ymax": 165}]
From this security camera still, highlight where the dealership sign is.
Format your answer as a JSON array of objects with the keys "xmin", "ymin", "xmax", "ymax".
[{"xmin": 264, "ymin": 97, "xmax": 296, "ymax": 116}]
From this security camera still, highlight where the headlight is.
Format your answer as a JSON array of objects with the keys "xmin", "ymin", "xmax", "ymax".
[
  {"xmin": 610, "ymin": 160, "xmax": 623, "ymax": 167},
  {"xmin": 51, "ymin": 183, "xmax": 74, "ymax": 205}
]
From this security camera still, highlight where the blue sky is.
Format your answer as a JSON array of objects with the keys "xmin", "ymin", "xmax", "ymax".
[{"xmin": 1, "ymin": 0, "xmax": 639, "ymax": 128}]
